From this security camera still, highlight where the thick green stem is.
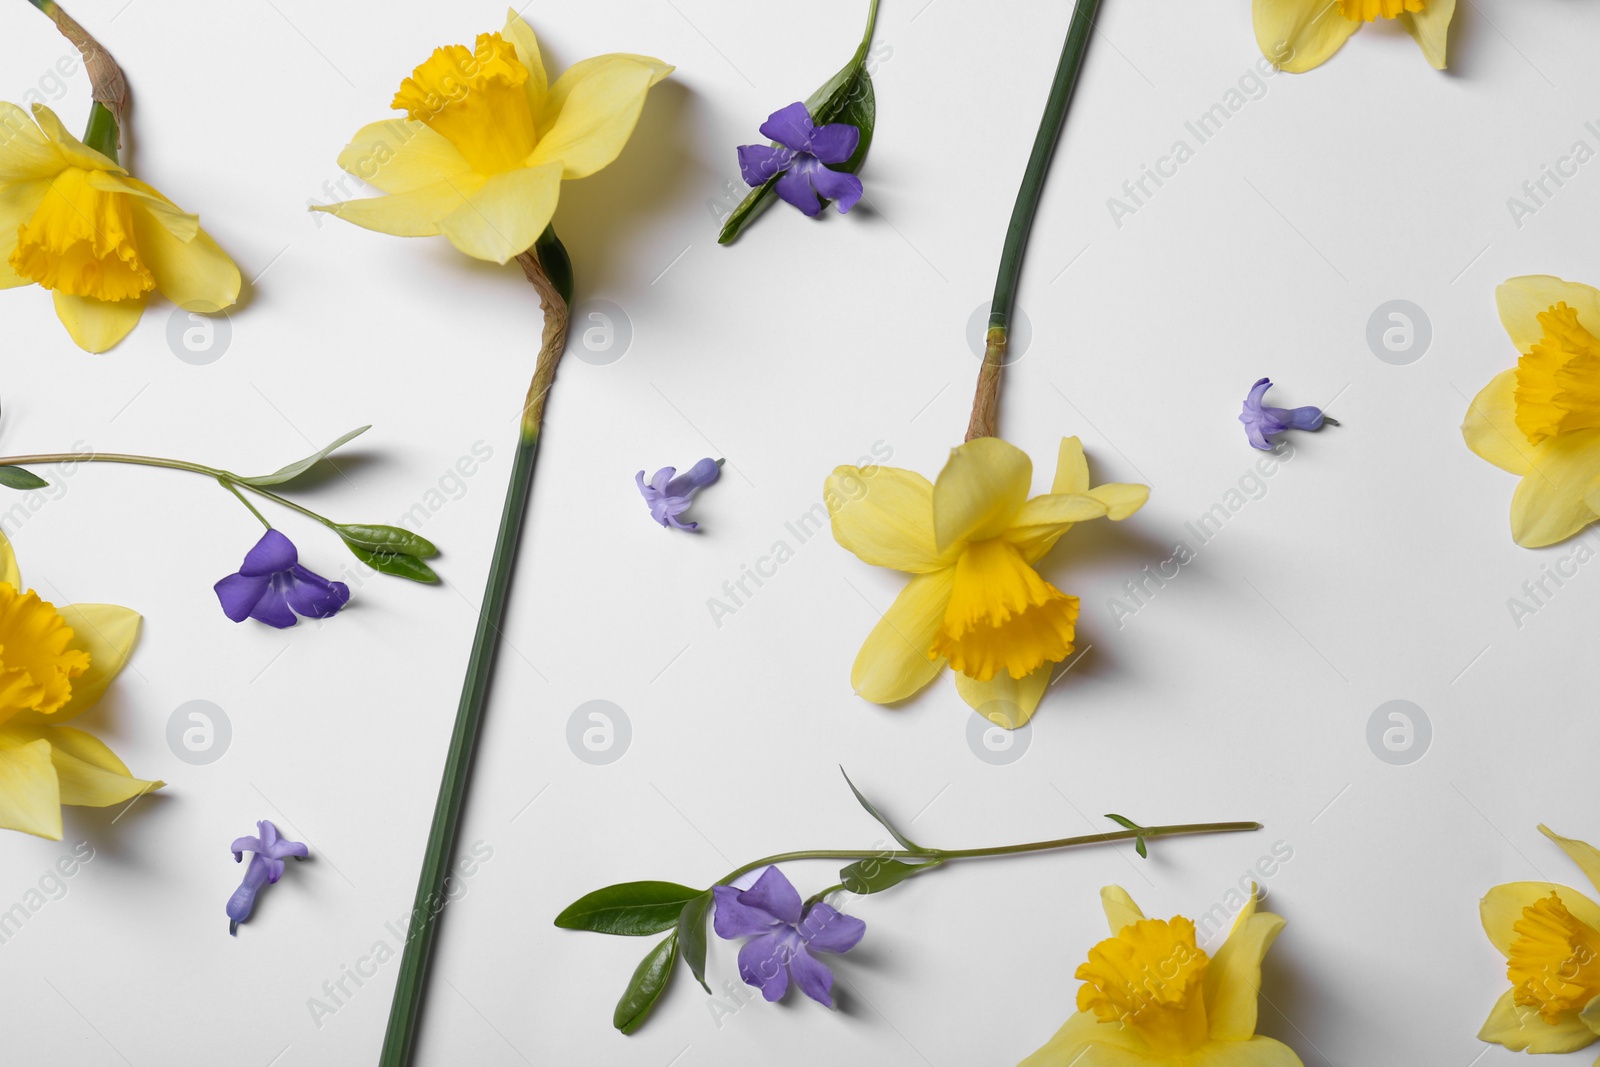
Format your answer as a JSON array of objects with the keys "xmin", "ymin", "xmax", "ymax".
[{"xmin": 966, "ymin": 0, "xmax": 1101, "ymax": 442}]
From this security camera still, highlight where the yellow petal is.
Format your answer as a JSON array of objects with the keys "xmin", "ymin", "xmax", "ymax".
[
  {"xmin": 850, "ymin": 568, "xmax": 955, "ymax": 704},
  {"xmin": 1016, "ymin": 1009, "xmax": 1151, "ymax": 1067},
  {"xmin": 1051, "ymin": 437, "xmax": 1090, "ymax": 495},
  {"xmin": 1254, "ymin": 0, "xmax": 1362, "ymax": 73},
  {"xmin": 0, "ymin": 103, "xmax": 62, "ymax": 182},
  {"xmin": 825, "ymin": 466, "xmax": 949, "ymax": 574},
  {"xmin": 29, "ymin": 103, "xmax": 119, "ymax": 173},
  {"xmin": 0, "ymin": 732, "xmax": 61, "ymax": 839},
  {"xmin": 1099, "ymin": 885, "xmax": 1145, "ymax": 935},
  {"xmin": 86, "ymin": 172, "xmax": 199, "ymax": 241},
  {"xmin": 932, "ymin": 437, "xmax": 1033, "ymax": 553},
  {"xmin": 1204, "ymin": 907, "xmax": 1286, "ymax": 1041},
  {"xmin": 1509, "ymin": 429, "xmax": 1600, "ymax": 547},
  {"xmin": 1088, "ymin": 483, "xmax": 1149, "ymax": 521},
  {"xmin": 131, "ymin": 210, "xmax": 240, "ymax": 312},
  {"xmin": 502, "ymin": 9, "xmax": 550, "ymax": 119},
  {"xmin": 1005, "ymin": 493, "xmax": 1110, "ymax": 562},
  {"xmin": 1481, "ymin": 882, "xmax": 1600, "ymax": 956},
  {"xmin": 0, "ymin": 177, "xmax": 51, "ymax": 289},
  {"xmin": 11, "ymin": 604, "xmax": 142, "ymax": 727},
  {"xmin": 438, "ymin": 161, "xmax": 563, "ymax": 264},
  {"xmin": 34, "ymin": 726, "xmax": 159, "ymax": 807},
  {"xmin": 1479, "ymin": 987, "xmax": 1597, "ymax": 1054},
  {"xmin": 52, "ymin": 291, "xmax": 145, "ymax": 353},
  {"xmin": 1462, "ymin": 369, "xmax": 1535, "ymax": 476},
  {"xmin": 950, "ymin": 662, "xmax": 1051, "ymax": 728},
  {"xmin": 1185, "ymin": 1037, "xmax": 1305, "ymax": 1066},
  {"xmin": 0, "ymin": 529, "xmax": 19, "ymax": 589},
  {"xmin": 1400, "ymin": 0, "xmax": 1454, "ymax": 68},
  {"xmin": 310, "ymin": 173, "xmax": 486, "ymax": 238},
  {"xmin": 530, "ymin": 54, "xmax": 673, "ymax": 180},
  {"xmin": 1498, "ymin": 276, "xmax": 1600, "ymax": 353},
  {"xmin": 335, "ymin": 120, "xmax": 473, "ymax": 195},
  {"xmin": 1581, "ymin": 994, "xmax": 1600, "ymax": 1037},
  {"xmin": 1540, "ymin": 825, "xmax": 1600, "ymax": 897}
]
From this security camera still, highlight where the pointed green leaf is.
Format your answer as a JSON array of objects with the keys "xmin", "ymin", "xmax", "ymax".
[
  {"xmin": 0, "ymin": 466, "xmax": 48, "ymax": 490},
  {"xmin": 840, "ymin": 767, "xmax": 920, "ymax": 850},
  {"xmin": 237, "ymin": 426, "xmax": 369, "ymax": 486},
  {"xmin": 613, "ymin": 932, "xmax": 677, "ymax": 1035},
  {"xmin": 1135, "ymin": 836, "xmax": 1148, "ymax": 859},
  {"xmin": 555, "ymin": 881, "xmax": 706, "ymax": 936},
  {"xmin": 1104, "ymin": 813, "xmax": 1142, "ymax": 831},
  {"xmin": 335, "ymin": 523, "xmax": 438, "ymax": 558},
  {"xmin": 839, "ymin": 858, "xmax": 934, "ymax": 895},
  {"xmin": 346, "ymin": 543, "xmax": 439, "ymax": 583},
  {"xmin": 676, "ymin": 891, "xmax": 713, "ymax": 993}
]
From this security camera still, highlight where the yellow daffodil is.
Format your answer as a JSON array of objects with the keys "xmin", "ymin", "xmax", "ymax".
[
  {"xmin": 1254, "ymin": 0, "xmax": 1455, "ymax": 72},
  {"xmin": 0, "ymin": 531, "xmax": 160, "ymax": 839},
  {"xmin": 825, "ymin": 436, "xmax": 1147, "ymax": 729},
  {"xmin": 1020, "ymin": 885, "xmax": 1303, "ymax": 1066},
  {"xmin": 1462, "ymin": 276, "xmax": 1600, "ymax": 548},
  {"xmin": 1478, "ymin": 825, "xmax": 1600, "ymax": 1055},
  {"xmin": 0, "ymin": 102, "xmax": 240, "ymax": 353},
  {"xmin": 313, "ymin": 10, "xmax": 672, "ymax": 265}
]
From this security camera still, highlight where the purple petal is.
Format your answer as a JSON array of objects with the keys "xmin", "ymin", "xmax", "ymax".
[
  {"xmin": 230, "ymin": 836, "xmax": 262, "ymax": 859},
  {"xmin": 1242, "ymin": 419, "xmax": 1274, "ymax": 451},
  {"xmin": 285, "ymin": 566, "xmax": 351, "ymax": 619},
  {"xmin": 1244, "ymin": 378, "xmax": 1273, "ymax": 411},
  {"xmin": 247, "ymin": 584, "xmax": 297, "ymax": 629},
  {"xmin": 757, "ymin": 102, "xmax": 815, "ymax": 151},
  {"xmin": 713, "ymin": 884, "xmax": 783, "ymax": 939},
  {"xmin": 665, "ymin": 515, "xmax": 699, "ymax": 531},
  {"xmin": 215, "ymin": 573, "xmax": 269, "ymax": 623},
  {"xmin": 788, "ymin": 945, "xmax": 836, "ymax": 1007},
  {"xmin": 239, "ymin": 529, "xmax": 298, "ymax": 577},
  {"xmin": 798, "ymin": 902, "xmax": 866, "ymax": 954},
  {"xmin": 265, "ymin": 837, "xmax": 309, "ymax": 862},
  {"xmin": 738, "ymin": 930, "xmax": 796, "ymax": 1001},
  {"xmin": 808, "ymin": 165, "xmax": 863, "ymax": 214},
  {"xmin": 738, "ymin": 143, "xmax": 796, "ymax": 187},
  {"xmin": 650, "ymin": 467, "xmax": 674, "ymax": 493},
  {"xmin": 663, "ymin": 458, "xmax": 721, "ymax": 498},
  {"xmin": 806, "ymin": 122, "xmax": 860, "ymax": 165},
  {"xmin": 634, "ymin": 470, "xmax": 656, "ymax": 501},
  {"xmin": 739, "ymin": 866, "xmax": 803, "ymax": 925},
  {"xmin": 263, "ymin": 856, "xmax": 286, "ymax": 884},
  {"xmin": 775, "ymin": 166, "xmax": 822, "ymax": 216}
]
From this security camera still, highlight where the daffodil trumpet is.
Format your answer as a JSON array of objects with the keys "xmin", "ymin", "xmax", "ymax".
[{"xmin": 558, "ymin": 769, "xmax": 1261, "ymax": 1034}]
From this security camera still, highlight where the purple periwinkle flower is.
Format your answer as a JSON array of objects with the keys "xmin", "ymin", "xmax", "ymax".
[
  {"xmin": 737, "ymin": 102, "xmax": 864, "ymax": 218},
  {"xmin": 214, "ymin": 529, "xmax": 350, "ymax": 628},
  {"xmin": 227, "ymin": 820, "xmax": 308, "ymax": 935},
  {"xmin": 1239, "ymin": 377, "xmax": 1338, "ymax": 451},
  {"xmin": 635, "ymin": 457, "xmax": 722, "ymax": 531},
  {"xmin": 712, "ymin": 866, "xmax": 865, "ymax": 1007}
]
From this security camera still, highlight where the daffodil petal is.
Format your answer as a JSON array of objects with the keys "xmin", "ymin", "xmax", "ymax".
[
  {"xmin": 52, "ymin": 291, "xmax": 145, "ymax": 353},
  {"xmin": 437, "ymin": 161, "xmax": 563, "ymax": 264},
  {"xmin": 503, "ymin": 9, "xmax": 550, "ymax": 119},
  {"xmin": 1184, "ymin": 1037, "xmax": 1304, "ymax": 1066},
  {"xmin": 1006, "ymin": 492, "xmax": 1106, "ymax": 563},
  {"xmin": 1088, "ymin": 483, "xmax": 1149, "ymax": 521},
  {"xmin": 1481, "ymin": 881, "xmax": 1600, "ymax": 956},
  {"xmin": 1253, "ymin": 0, "xmax": 1361, "ymax": 73},
  {"xmin": 530, "ymin": 54, "xmax": 672, "ymax": 180},
  {"xmin": 1479, "ymin": 988, "xmax": 1597, "ymax": 1053},
  {"xmin": 932, "ymin": 437, "xmax": 1033, "ymax": 552},
  {"xmin": 310, "ymin": 174, "xmax": 483, "ymax": 238},
  {"xmin": 5, "ymin": 724, "xmax": 161, "ymax": 807},
  {"xmin": 1580, "ymin": 994, "xmax": 1600, "ymax": 1037},
  {"xmin": 1463, "ymin": 369, "xmax": 1535, "ymax": 476},
  {"xmin": 1051, "ymin": 437, "xmax": 1090, "ymax": 495},
  {"xmin": 825, "ymin": 466, "xmax": 948, "ymax": 573},
  {"xmin": 0, "ymin": 176, "xmax": 51, "ymax": 287},
  {"xmin": 129, "ymin": 211, "xmax": 239, "ymax": 312},
  {"xmin": 0, "ymin": 531, "xmax": 18, "ymax": 589},
  {"xmin": 335, "ymin": 120, "xmax": 473, "ymax": 195},
  {"xmin": 1017, "ymin": 1009, "xmax": 1150, "ymax": 1067},
  {"xmin": 0, "ymin": 733, "xmax": 61, "ymax": 839},
  {"xmin": 1539, "ymin": 825, "xmax": 1600, "ymax": 898},
  {"xmin": 29, "ymin": 103, "xmax": 118, "ymax": 173},
  {"xmin": 85, "ymin": 172, "xmax": 199, "ymax": 241},
  {"xmin": 1510, "ymin": 429, "xmax": 1600, "ymax": 547},
  {"xmin": 1205, "ymin": 909, "xmax": 1286, "ymax": 1041},
  {"xmin": 9, "ymin": 604, "xmax": 142, "ymax": 727},
  {"xmin": 1497, "ymin": 276, "xmax": 1600, "ymax": 353},
  {"xmin": 1099, "ymin": 885, "xmax": 1145, "ymax": 935},
  {"xmin": 1400, "ymin": 0, "xmax": 1454, "ymax": 69},
  {"xmin": 0, "ymin": 104, "xmax": 62, "ymax": 182},
  {"xmin": 951, "ymin": 663, "xmax": 1050, "ymax": 728},
  {"xmin": 850, "ymin": 568, "xmax": 955, "ymax": 704}
]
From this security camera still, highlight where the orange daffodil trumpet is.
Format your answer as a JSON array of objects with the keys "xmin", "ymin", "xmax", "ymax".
[
  {"xmin": 1253, "ymin": 0, "xmax": 1455, "ymax": 73},
  {"xmin": 1020, "ymin": 885, "xmax": 1304, "ymax": 1066},
  {"xmin": 1462, "ymin": 276, "xmax": 1600, "ymax": 547},
  {"xmin": 0, "ymin": 532, "xmax": 160, "ymax": 839},
  {"xmin": 0, "ymin": 103, "xmax": 240, "ymax": 352},
  {"xmin": 1478, "ymin": 826, "xmax": 1600, "ymax": 1056},
  {"xmin": 313, "ymin": 10, "xmax": 672, "ymax": 265},
  {"xmin": 827, "ymin": 437, "xmax": 1147, "ymax": 728}
]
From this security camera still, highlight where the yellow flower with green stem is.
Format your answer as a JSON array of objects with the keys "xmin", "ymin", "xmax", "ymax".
[
  {"xmin": 1478, "ymin": 825, "xmax": 1600, "ymax": 1055},
  {"xmin": 1020, "ymin": 885, "xmax": 1303, "ymax": 1066},
  {"xmin": 0, "ymin": 531, "xmax": 160, "ymax": 839},
  {"xmin": 1462, "ymin": 276, "xmax": 1600, "ymax": 547},
  {"xmin": 1254, "ymin": 0, "xmax": 1455, "ymax": 72}
]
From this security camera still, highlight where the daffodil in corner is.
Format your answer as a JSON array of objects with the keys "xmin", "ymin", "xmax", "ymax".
[
  {"xmin": 0, "ymin": 103, "xmax": 240, "ymax": 352},
  {"xmin": 1254, "ymin": 0, "xmax": 1455, "ymax": 73},
  {"xmin": 313, "ymin": 10, "xmax": 672, "ymax": 265},
  {"xmin": 826, "ymin": 436, "xmax": 1147, "ymax": 729},
  {"xmin": 1462, "ymin": 275, "xmax": 1600, "ymax": 548},
  {"xmin": 0, "ymin": 532, "xmax": 160, "ymax": 840},
  {"xmin": 1019, "ymin": 885, "xmax": 1303, "ymax": 1067},
  {"xmin": 1478, "ymin": 825, "xmax": 1600, "ymax": 1056}
]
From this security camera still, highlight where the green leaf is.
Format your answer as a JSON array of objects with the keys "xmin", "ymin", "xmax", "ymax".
[
  {"xmin": 1135, "ymin": 836, "xmax": 1148, "ymax": 859},
  {"xmin": 555, "ymin": 881, "xmax": 706, "ymax": 937},
  {"xmin": 346, "ymin": 543, "xmax": 439, "ymax": 584},
  {"xmin": 1104, "ymin": 813, "xmax": 1143, "ymax": 831},
  {"xmin": 676, "ymin": 891, "xmax": 713, "ymax": 993},
  {"xmin": 335, "ymin": 523, "xmax": 438, "ymax": 558},
  {"xmin": 0, "ymin": 466, "xmax": 48, "ymax": 490},
  {"xmin": 237, "ymin": 426, "xmax": 369, "ymax": 487},
  {"xmin": 613, "ymin": 932, "xmax": 677, "ymax": 1035},
  {"xmin": 840, "ymin": 767, "xmax": 920, "ymax": 850},
  {"xmin": 839, "ymin": 858, "xmax": 933, "ymax": 895}
]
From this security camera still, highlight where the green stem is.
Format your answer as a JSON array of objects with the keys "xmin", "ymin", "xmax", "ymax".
[
  {"xmin": 966, "ymin": 0, "xmax": 1101, "ymax": 442},
  {"xmin": 853, "ymin": 0, "xmax": 881, "ymax": 65},
  {"xmin": 220, "ymin": 479, "xmax": 271, "ymax": 529},
  {"xmin": 81, "ymin": 101, "xmax": 118, "ymax": 164}
]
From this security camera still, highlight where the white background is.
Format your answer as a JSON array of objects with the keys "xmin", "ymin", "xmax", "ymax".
[{"xmin": 2, "ymin": 1, "xmax": 1598, "ymax": 1064}]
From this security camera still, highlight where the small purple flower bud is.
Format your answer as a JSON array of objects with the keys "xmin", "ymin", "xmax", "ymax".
[
  {"xmin": 1239, "ymin": 378, "xmax": 1338, "ymax": 450},
  {"xmin": 227, "ymin": 820, "xmax": 308, "ymax": 935},
  {"xmin": 635, "ymin": 457, "xmax": 722, "ymax": 531}
]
